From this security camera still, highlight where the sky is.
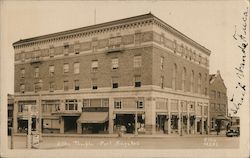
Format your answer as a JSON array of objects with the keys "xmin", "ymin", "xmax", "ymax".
[{"xmin": 1, "ymin": 1, "xmax": 249, "ymax": 117}]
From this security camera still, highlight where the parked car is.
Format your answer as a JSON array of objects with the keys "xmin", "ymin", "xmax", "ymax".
[{"xmin": 226, "ymin": 126, "xmax": 240, "ymax": 137}]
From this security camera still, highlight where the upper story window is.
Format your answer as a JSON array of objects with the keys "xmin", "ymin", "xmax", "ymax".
[
  {"xmin": 109, "ymin": 36, "xmax": 122, "ymax": 47},
  {"xmin": 137, "ymin": 100, "xmax": 144, "ymax": 109},
  {"xmin": 172, "ymin": 64, "xmax": 177, "ymax": 90},
  {"xmin": 20, "ymin": 84, "xmax": 25, "ymax": 93},
  {"xmin": 49, "ymin": 46, "xmax": 54, "ymax": 58},
  {"xmin": 49, "ymin": 82, "xmax": 55, "ymax": 92},
  {"xmin": 64, "ymin": 44, "xmax": 69, "ymax": 56},
  {"xmin": 49, "ymin": 65, "xmax": 55, "ymax": 77},
  {"xmin": 160, "ymin": 57, "xmax": 164, "ymax": 70},
  {"xmin": 74, "ymin": 80, "xmax": 80, "ymax": 91},
  {"xmin": 198, "ymin": 73, "xmax": 202, "ymax": 94},
  {"xmin": 112, "ymin": 58, "xmax": 119, "ymax": 69},
  {"xmin": 63, "ymin": 63, "xmax": 69, "ymax": 73},
  {"xmin": 21, "ymin": 68, "xmax": 25, "ymax": 78},
  {"xmin": 211, "ymin": 90, "xmax": 216, "ymax": 99},
  {"xmin": 160, "ymin": 76, "xmax": 164, "ymax": 89},
  {"xmin": 65, "ymin": 99, "xmax": 78, "ymax": 111},
  {"xmin": 191, "ymin": 70, "xmax": 194, "ymax": 93},
  {"xmin": 134, "ymin": 75, "xmax": 141, "ymax": 87},
  {"xmin": 205, "ymin": 87, "xmax": 208, "ymax": 96},
  {"xmin": 34, "ymin": 67, "xmax": 39, "ymax": 78},
  {"xmin": 92, "ymin": 79, "xmax": 98, "ymax": 90},
  {"xmin": 21, "ymin": 52, "xmax": 25, "ymax": 62},
  {"xmin": 74, "ymin": 43, "xmax": 80, "ymax": 54},
  {"xmin": 64, "ymin": 80, "xmax": 69, "ymax": 91},
  {"xmin": 182, "ymin": 67, "xmax": 186, "ymax": 91},
  {"xmin": 134, "ymin": 55, "xmax": 142, "ymax": 68},
  {"xmin": 91, "ymin": 60, "xmax": 98, "ymax": 72},
  {"xmin": 218, "ymin": 91, "xmax": 221, "ymax": 98},
  {"xmin": 114, "ymin": 99, "xmax": 122, "ymax": 109},
  {"xmin": 112, "ymin": 77, "xmax": 119, "ymax": 89},
  {"xmin": 74, "ymin": 62, "xmax": 80, "ymax": 74}
]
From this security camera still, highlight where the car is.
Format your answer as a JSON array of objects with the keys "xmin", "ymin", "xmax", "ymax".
[{"xmin": 226, "ymin": 126, "xmax": 240, "ymax": 137}]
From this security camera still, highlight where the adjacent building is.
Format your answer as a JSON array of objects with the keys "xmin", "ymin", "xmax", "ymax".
[
  {"xmin": 209, "ymin": 70, "xmax": 228, "ymax": 131},
  {"xmin": 13, "ymin": 13, "xmax": 211, "ymax": 135}
]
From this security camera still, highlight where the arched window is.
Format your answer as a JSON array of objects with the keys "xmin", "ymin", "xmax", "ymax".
[
  {"xmin": 191, "ymin": 70, "xmax": 194, "ymax": 93},
  {"xmin": 182, "ymin": 67, "xmax": 186, "ymax": 91},
  {"xmin": 198, "ymin": 73, "xmax": 202, "ymax": 94},
  {"xmin": 172, "ymin": 64, "xmax": 177, "ymax": 90}
]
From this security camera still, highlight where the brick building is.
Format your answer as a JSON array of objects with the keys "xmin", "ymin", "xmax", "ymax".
[
  {"xmin": 209, "ymin": 70, "xmax": 228, "ymax": 131},
  {"xmin": 13, "ymin": 13, "xmax": 210, "ymax": 135}
]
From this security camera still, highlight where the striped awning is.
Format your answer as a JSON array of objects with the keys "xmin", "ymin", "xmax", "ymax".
[{"xmin": 77, "ymin": 112, "xmax": 108, "ymax": 123}]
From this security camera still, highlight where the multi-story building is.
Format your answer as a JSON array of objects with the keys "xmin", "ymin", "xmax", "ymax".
[
  {"xmin": 13, "ymin": 13, "xmax": 210, "ymax": 135},
  {"xmin": 209, "ymin": 70, "xmax": 228, "ymax": 131},
  {"xmin": 8, "ymin": 94, "xmax": 14, "ymax": 135}
]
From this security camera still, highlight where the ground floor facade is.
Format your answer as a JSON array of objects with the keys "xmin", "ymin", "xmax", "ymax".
[{"xmin": 13, "ymin": 87, "xmax": 210, "ymax": 135}]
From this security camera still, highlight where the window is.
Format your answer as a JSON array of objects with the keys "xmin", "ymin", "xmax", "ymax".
[
  {"xmin": 74, "ymin": 43, "xmax": 80, "ymax": 54},
  {"xmin": 198, "ymin": 73, "xmax": 202, "ymax": 94},
  {"xmin": 21, "ymin": 52, "xmax": 25, "ymax": 61},
  {"xmin": 114, "ymin": 100, "xmax": 122, "ymax": 109},
  {"xmin": 64, "ymin": 44, "xmax": 69, "ymax": 56},
  {"xmin": 91, "ymin": 60, "xmax": 98, "ymax": 72},
  {"xmin": 182, "ymin": 67, "xmax": 186, "ymax": 91},
  {"xmin": 49, "ymin": 65, "xmax": 54, "ymax": 77},
  {"xmin": 34, "ymin": 67, "xmax": 39, "ymax": 78},
  {"xmin": 92, "ymin": 79, "xmax": 98, "ymax": 90},
  {"xmin": 160, "ymin": 57, "xmax": 164, "ymax": 70},
  {"xmin": 137, "ymin": 100, "xmax": 144, "ymax": 109},
  {"xmin": 64, "ymin": 80, "xmax": 69, "ymax": 91},
  {"xmin": 34, "ymin": 82, "xmax": 40, "ymax": 93},
  {"xmin": 191, "ymin": 70, "xmax": 194, "ymax": 93},
  {"xmin": 172, "ymin": 64, "xmax": 177, "ymax": 90},
  {"xmin": 21, "ymin": 68, "xmax": 25, "ymax": 78},
  {"xmin": 134, "ymin": 55, "xmax": 142, "ymax": 68},
  {"xmin": 205, "ymin": 88, "xmax": 208, "ymax": 96},
  {"xmin": 160, "ymin": 76, "xmax": 164, "ymax": 88},
  {"xmin": 65, "ymin": 99, "xmax": 78, "ymax": 111},
  {"xmin": 112, "ymin": 58, "xmax": 119, "ymax": 69},
  {"xmin": 63, "ymin": 63, "xmax": 69, "ymax": 73},
  {"xmin": 74, "ymin": 80, "xmax": 80, "ymax": 90},
  {"xmin": 134, "ymin": 76, "xmax": 141, "ymax": 87},
  {"xmin": 74, "ymin": 62, "xmax": 80, "ymax": 74},
  {"xmin": 112, "ymin": 77, "xmax": 119, "ymax": 89},
  {"xmin": 49, "ymin": 82, "xmax": 55, "ymax": 92},
  {"xmin": 218, "ymin": 92, "xmax": 221, "ymax": 98},
  {"xmin": 109, "ymin": 36, "xmax": 122, "ymax": 47},
  {"xmin": 49, "ymin": 47, "xmax": 54, "ymax": 58},
  {"xmin": 20, "ymin": 84, "xmax": 25, "ymax": 93}
]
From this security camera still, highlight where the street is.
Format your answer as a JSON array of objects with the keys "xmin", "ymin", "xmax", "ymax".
[{"xmin": 8, "ymin": 135, "xmax": 239, "ymax": 149}]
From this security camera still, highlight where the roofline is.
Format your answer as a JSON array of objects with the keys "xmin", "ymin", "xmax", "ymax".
[
  {"xmin": 13, "ymin": 13, "xmax": 211, "ymax": 55},
  {"xmin": 13, "ymin": 13, "xmax": 153, "ymax": 46}
]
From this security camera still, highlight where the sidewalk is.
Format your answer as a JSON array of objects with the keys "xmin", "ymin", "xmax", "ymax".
[{"xmin": 14, "ymin": 132, "xmax": 226, "ymax": 139}]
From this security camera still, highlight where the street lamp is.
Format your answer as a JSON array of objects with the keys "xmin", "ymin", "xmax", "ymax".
[{"xmin": 38, "ymin": 79, "xmax": 43, "ymax": 142}]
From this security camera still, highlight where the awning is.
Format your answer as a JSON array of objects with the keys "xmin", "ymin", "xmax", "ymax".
[
  {"xmin": 215, "ymin": 115, "xmax": 230, "ymax": 120},
  {"xmin": 77, "ymin": 112, "xmax": 108, "ymax": 123}
]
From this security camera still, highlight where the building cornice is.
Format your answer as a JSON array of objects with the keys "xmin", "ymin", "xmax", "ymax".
[{"xmin": 12, "ymin": 13, "xmax": 211, "ymax": 56}]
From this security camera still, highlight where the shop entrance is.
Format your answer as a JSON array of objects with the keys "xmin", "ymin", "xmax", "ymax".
[
  {"xmin": 82, "ymin": 121, "xmax": 108, "ymax": 134},
  {"xmin": 197, "ymin": 120, "xmax": 201, "ymax": 134},
  {"xmin": 64, "ymin": 116, "xmax": 78, "ymax": 133},
  {"xmin": 171, "ymin": 115, "xmax": 178, "ymax": 134},
  {"xmin": 17, "ymin": 118, "xmax": 36, "ymax": 133},
  {"xmin": 156, "ymin": 115, "xmax": 167, "ymax": 133},
  {"xmin": 114, "ymin": 114, "xmax": 135, "ymax": 133}
]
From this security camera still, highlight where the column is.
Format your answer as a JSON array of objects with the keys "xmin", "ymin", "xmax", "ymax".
[
  {"xmin": 145, "ymin": 97, "xmax": 156, "ymax": 134},
  {"xmin": 201, "ymin": 104, "xmax": 204, "ymax": 135},
  {"xmin": 13, "ymin": 100, "xmax": 18, "ymax": 133},
  {"xmin": 60, "ymin": 117, "xmax": 64, "ymax": 134},
  {"xmin": 108, "ymin": 97, "xmax": 114, "ymax": 134},
  {"xmin": 178, "ymin": 101, "xmax": 181, "ymax": 135},
  {"xmin": 77, "ymin": 122, "xmax": 82, "ymax": 134},
  {"xmin": 187, "ymin": 102, "xmax": 190, "ymax": 134},
  {"xmin": 194, "ymin": 118, "xmax": 197, "ymax": 134},
  {"xmin": 168, "ymin": 104, "xmax": 171, "ymax": 134}
]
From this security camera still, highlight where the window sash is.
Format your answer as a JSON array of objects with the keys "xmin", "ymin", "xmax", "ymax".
[
  {"xmin": 134, "ymin": 56, "xmax": 142, "ymax": 68},
  {"xmin": 112, "ymin": 58, "xmax": 119, "ymax": 69},
  {"xmin": 63, "ymin": 64, "xmax": 69, "ymax": 73},
  {"xmin": 74, "ymin": 63, "xmax": 80, "ymax": 74}
]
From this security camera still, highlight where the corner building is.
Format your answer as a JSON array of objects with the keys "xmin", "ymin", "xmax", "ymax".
[{"xmin": 13, "ymin": 13, "xmax": 210, "ymax": 135}]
